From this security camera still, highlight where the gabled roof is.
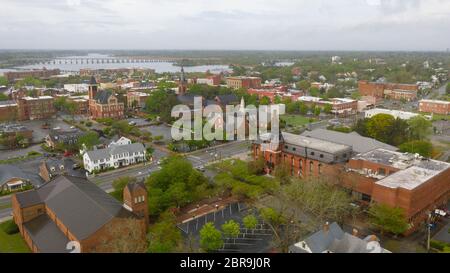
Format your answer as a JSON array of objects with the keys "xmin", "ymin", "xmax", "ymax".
[
  {"xmin": 301, "ymin": 129, "xmax": 398, "ymax": 154},
  {"xmin": 215, "ymin": 94, "xmax": 239, "ymax": 105},
  {"xmin": 23, "ymin": 214, "xmax": 70, "ymax": 253},
  {"xmin": 126, "ymin": 181, "xmax": 147, "ymax": 193},
  {"xmin": 94, "ymin": 90, "xmax": 114, "ymax": 104},
  {"xmin": 85, "ymin": 142, "xmax": 145, "ymax": 161},
  {"xmin": 15, "ymin": 175, "xmax": 135, "ymax": 240},
  {"xmin": 0, "ymin": 164, "xmax": 43, "ymax": 187}
]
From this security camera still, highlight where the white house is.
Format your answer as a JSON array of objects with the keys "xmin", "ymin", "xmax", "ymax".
[{"xmin": 83, "ymin": 137, "xmax": 146, "ymax": 173}]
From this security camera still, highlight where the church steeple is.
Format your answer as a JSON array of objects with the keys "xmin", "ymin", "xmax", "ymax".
[{"xmin": 178, "ymin": 66, "xmax": 188, "ymax": 95}]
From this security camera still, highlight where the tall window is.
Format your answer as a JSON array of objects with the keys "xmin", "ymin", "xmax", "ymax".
[
  {"xmin": 309, "ymin": 161, "xmax": 314, "ymax": 175},
  {"xmin": 318, "ymin": 163, "xmax": 322, "ymax": 174},
  {"xmin": 299, "ymin": 159, "xmax": 303, "ymax": 176}
]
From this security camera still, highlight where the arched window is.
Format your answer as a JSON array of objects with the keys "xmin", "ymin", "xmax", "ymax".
[
  {"xmin": 291, "ymin": 157, "xmax": 295, "ymax": 175},
  {"xmin": 318, "ymin": 163, "xmax": 322, "ymax": 174},
  {"xmin": 309, "ymin": 161, "xmax": 314, "ymax": 175},
  {"xmin": 299, "ymin": 159, "xmax": 303, "ymax": 177}
]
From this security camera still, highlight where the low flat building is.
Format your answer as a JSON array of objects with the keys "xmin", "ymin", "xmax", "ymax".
[
  {"xmin": 343, "ymin": 149, "xmax": 450, "ymax": 233},
  {"xmin": 12, "ymin": 175, "xmax": 148, "ymax": 253},
  {"xmin": 364, "ymin": 108, "xmax": 430, "ymax": 120},
  {"xmin": 298, "ymin": 96, "xmax": 357, "ymax": 116},
  {"xmin": 0, "ymin": 100, "xmax": 18, "ymax": 122},
  {"xmin": 226, "ymin": 76, "xmax": 261, "ymax": 89},
  {"xmin": 127, "ymin": 91, "xmax": 150, "ymax": 109},
  {"xmin": 358, "ymin": 80, "xmax": 418, "ymax": 101},
  {"xmin": 0, "ymin": 123, "xmax": 33, "ymax": 144},
  {"xmin": 4, "ymin": 68, "xmax": 60, "ymax": 82},
  {"xmin": 419, "ymin": 99, "xmax": 450, "ymax": 115},
  {"xmin": 17, "ymin": 96, "xmax": 56, "ymax": 121},
  {"xmin": 45, "ymin": 129, "xmax": 84, "ymax": 149}
]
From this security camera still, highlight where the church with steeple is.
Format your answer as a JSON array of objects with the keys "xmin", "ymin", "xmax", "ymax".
[
  {"xmin": 178, "ymin": 66, "xmax": 188, "ymax": 95},
  {"xmin": 88, "ymin": 76, "xmax": 124, "ymax": 119}
]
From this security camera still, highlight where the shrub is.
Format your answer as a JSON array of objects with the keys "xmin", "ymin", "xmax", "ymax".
[
  {"xmin": 27, "ymin": 151, "xmax": 41, "ymax": 156},
  {"xmin": 85, "ymin": 121, "xmax": 92, "ymax": 127},
  {"xmin": 2, "ymin": 220, "xmax": 19, "ymax": 235},
  {"xmin": 430, "ymin": 240, "xmax": 448, "ymax": 251}
]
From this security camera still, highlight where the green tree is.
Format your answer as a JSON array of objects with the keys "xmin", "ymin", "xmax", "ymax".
[
  {"xmin": 366, "ymin": 114, "xmax": 395, "ymax": 143},
  {"xmin": 323, "ymin": 104, "xmax": 332, "ymax": 114},
  {"xmin": 148, "ymin": 211, "xmax": 182, "ymax": 253},
  {"xmin": 273, "ymin": 163, "xmax": 290, "ymax": 184},
  {"xmin": 313, "ymin": 106, "xmax": 321, "ymax": 116},
  {"xmin": 309, "ymin": 87, "xmax": 320, "ymax": 97},
  {"xmin": 145, "ymin": 90, "xmax": 178, "ymax": 123},
  {"xmin": 199, "ymin": 222, "xmax": 223, "ymax": 252},
  {"xmin": 368, "ymin": 203, "xmax": 409, "ymax": 235},
  {"xmin": 242, "ymin": 215, "xmax": 258, "ymax": 231},
  {"xmin": 408, "ymin": 116, "xmax": 432, "ymax": 140},
  {"xmin": 77, "ymin": 131, "xmax": 100, "ymax": 150},
  {"xmin": 111, "ymin": 176, "xmax": 136, "ymax": 201},
  {"xmin": 351, "ymin": 92, "xmax": 362, "ymax": 100},
  {"xmin": 446, "ymin": 83, "xmax": 450, "ymax": 95},
  {"xmin": 259, "ymin": 96, "xmax": 271, "ymax": 105},
  {"xmin": 399, "ymin": 140, "xmax": 433, "ymax": 157},
  {"xmin": 297, "ymin": 80, "xmax": 311, "ymax": 91},
  {"xmin": 221, "ymin": 220, "xmax": 240, "ymax": 244},
  {"xmin": 247, "ymin": 155, "xmax": 266, "ymax": 175},
  {"xmin": 299, "ymin": 102, "xmax": 308, "ymax": 115}
]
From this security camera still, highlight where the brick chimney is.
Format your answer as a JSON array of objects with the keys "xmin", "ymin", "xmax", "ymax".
[
  {"xmin": 123, "ymin": 181, "xmax": 149, "ymax": 230},
  {"xmin": 323, "ymin": 222, "xmax": 329, "ymax": 232}
]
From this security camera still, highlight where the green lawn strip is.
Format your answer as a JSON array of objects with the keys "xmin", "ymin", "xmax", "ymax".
[
  {"xmin": 0, "ymin": 221, "xmax": 30, "ymax": 253},
  {"xmin": 281, "ymin": 115, "xmax": 316, "ymax": 127}
]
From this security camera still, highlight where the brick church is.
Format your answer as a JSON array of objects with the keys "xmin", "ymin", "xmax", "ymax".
[{"xmin": 88, "ymin": 76, "xmax": 124, "ymax": 119}]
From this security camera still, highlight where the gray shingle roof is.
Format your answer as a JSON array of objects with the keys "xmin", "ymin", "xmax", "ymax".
[
  {"xmin": 0, "ymin": 164, "xmax": 43, "ymax": 188},
  {"xmin": 15, "ymin": 175, "xmax": 135, "ymax": 240},
  {"xmin": 23, "ymin": 214, "xmax": 71, "ymax": 253},
  {"xmin": 215, "ymin": 94, "xmax": 239, "ymax": 105},
  {"xmin": 86, "ymin": 142, "xmax": 145, "ymax": 162},
  {"xmin": 301, "ymin": 129, "xmax": 398, "ymax": 154},
  {"xmin": 94, "ymin": 90, "xmax": 113, "ymax": 104}
]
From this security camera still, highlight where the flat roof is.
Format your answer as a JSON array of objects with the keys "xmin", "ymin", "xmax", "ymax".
[
  {"xmin": 353, "ymin": 148, "xmax": 450, "ymax": 172},
  {"xmin": 282, "ymin": 132, "xmax": 351, "ymax": 154},
  {"xmin": 22, "ymin": 96, "xmax": 53, "ymax": 100},
  {"xmin": 420, "ymin": 99, "xmax": 450, "ymax": 105},
  {"xmin": 375, "ymin": 166, "xmax": 442, "ymax": 190}
]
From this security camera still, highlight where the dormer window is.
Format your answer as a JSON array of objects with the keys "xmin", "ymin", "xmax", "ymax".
[
  {"xmin": 60, "ymin": 165, "xmax": 65, "ymax": 170},
  {"xmin": 50, "ymin": 167, "xmax": 56, "ymax": 172}
]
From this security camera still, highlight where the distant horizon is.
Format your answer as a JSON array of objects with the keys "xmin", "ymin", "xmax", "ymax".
[{"xmin": 1, "ymin": 0, "xmax": 449, "ymax": 51}]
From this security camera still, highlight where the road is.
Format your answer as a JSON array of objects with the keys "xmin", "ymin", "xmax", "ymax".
[{"xmin": 0, "ymin": 140, "xmax": 250, "ymax": 222}]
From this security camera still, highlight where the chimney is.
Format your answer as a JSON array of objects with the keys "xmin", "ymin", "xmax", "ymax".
[
  {"xmin": 352, "ymin": 228, "xmax": 358, "ymax": 237},
  {"xmin": 368, "ymin": 235, "xmax": 378, "ymax": 242},
  {"xmin": 323, "ymin": 222, "xmax": 329, "ymax": 232}
]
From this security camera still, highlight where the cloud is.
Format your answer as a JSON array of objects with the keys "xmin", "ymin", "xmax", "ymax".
[{"xmin": 0, "ymin": 0, "xmax": 448, "ymax": 50}]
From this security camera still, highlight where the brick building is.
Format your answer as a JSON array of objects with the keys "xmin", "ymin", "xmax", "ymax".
[
  {"xmin": 4, "ymin": 68, "xmax": 60, "ymax": 82},
  {"xmin": 87, "ymin": 76, "xmax": 124, "ymax": 119},
  {"xmin": 344, "ymin": 149, "xmax": 450, "ymax": 232},
  {"xmin": 253, "ymin": 132, "xmax": 450, "ymax": 234},
  {"xmin": 12, "ymin": 175, "xmax": 148, "ymax": 253},
  {"xmin": 0, "ymin": 101, "xmax": 18, "ymax": 121},
  {"xmin": 17, "ymin": 96, "xmax": 56, "ymax": 121},
  {"xmin": 358, "ymin": 81, "xmax": 418, "ymax": 101},
  {"xmin": 127, "ymin": 91, "xmax": 150, "ymax": 109},
  {"xmin": 419, "ymin": 99, "xmax": 450, "ymax": 115},
  {"xmin": 298, "ymin": 96, "xmax": 358, "ymax": 116},
  {"xmin": 247, "ymin": 88, "xmax": 303, "ymax": 103},
  {"xmin": 253, "ymin": 132, "xmax": 352, "ymax": 177},
  {"xmin": 226, "ymin": 76, "xmax": 262, "ymax": 89},
  {"xmin": 67, "ymin": 95, "xmax": 89, "ymax": 115}
]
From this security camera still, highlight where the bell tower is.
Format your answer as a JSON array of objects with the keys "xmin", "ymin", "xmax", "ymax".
[
  {"xmin": 123, "ymin": 181, "xmax": 149, "ymax": 229},
  {"xmin": 88, "ymin": 76, "xmax": 98, "ymax": 100},
  {"xmin": 178, "ymin": 66, "xmax": 188, "ymax": 95}
]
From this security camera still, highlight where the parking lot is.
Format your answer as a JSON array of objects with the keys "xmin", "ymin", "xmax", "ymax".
[{"xmin": 177, "ymin": 202, "xmax": 274, "ymax": 253}]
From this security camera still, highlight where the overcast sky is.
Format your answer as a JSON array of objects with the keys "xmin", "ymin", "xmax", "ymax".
[{"xmin": 0, "ymin": 0, "xmax": 449, "ymax": 51}]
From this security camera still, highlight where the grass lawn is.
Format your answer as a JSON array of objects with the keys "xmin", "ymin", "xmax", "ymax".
[
  {"xmin": 0, "ymin": 221, "xmax": 30, "ymax": 253},
  {"xmin": 281, "ymin": 115, "xmax": 315, "ymax": 127}
]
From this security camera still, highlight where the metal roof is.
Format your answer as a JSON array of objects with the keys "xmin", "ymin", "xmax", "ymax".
[{"xmin": 301, "ymin": 129, "xmax": 398, "ymax": 154}]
